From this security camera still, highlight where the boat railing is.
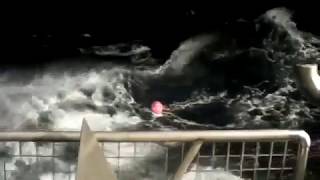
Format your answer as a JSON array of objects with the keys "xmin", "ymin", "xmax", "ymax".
[{"xmin": 0, "ymin": 130, "xmax": 310, "ymax": 180}]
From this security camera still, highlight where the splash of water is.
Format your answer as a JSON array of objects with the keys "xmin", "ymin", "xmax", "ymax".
[
  {"xmin": 1, "ymin": 7, "xmax": 320, "ymax": 180},
  {"xmin": 0, "ymin": 66, "xmax": 142, "ymax": 131}
]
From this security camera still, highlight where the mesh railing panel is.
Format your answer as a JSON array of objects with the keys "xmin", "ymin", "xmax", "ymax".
[{"xmin": 0, "ymin": 140, "xmax": 300, "ymax": 180}]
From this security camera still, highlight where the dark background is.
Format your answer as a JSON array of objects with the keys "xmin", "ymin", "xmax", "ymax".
[{"xmin": 2, "ymin": 1, "xmax": 319, "ymax": 64}]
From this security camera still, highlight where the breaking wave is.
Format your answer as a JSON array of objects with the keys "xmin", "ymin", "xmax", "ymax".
[{"xmin": 0, "ymin": 7, "xmax": 320, "ymax": 180}]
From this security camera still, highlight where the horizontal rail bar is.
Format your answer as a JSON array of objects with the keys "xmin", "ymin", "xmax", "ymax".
[
  {"xmin": 0, "ymin": 130, "xmax": 310, "ymax": 146},
  {"xmin": 191, "ymin": 167, "xmax": 295, "ymax": 172}
]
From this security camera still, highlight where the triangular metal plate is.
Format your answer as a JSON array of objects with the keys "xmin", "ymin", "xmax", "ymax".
[{"xmin": 76, "ymin": 120, "xmax": 117, "ymax": 180}]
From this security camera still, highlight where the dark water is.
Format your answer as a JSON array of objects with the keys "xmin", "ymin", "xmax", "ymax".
[{"xmin": 0, "ymin": 7, "xmax": 319, "ymax": 179}]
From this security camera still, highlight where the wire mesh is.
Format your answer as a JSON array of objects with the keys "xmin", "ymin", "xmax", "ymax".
[
  {"xmin": 0, "ymin": 131, "xmax": 308, "ymax": 180},
  {"xmin": 0, "ymin": 140, "xmax": 301, "ymax": 180}
]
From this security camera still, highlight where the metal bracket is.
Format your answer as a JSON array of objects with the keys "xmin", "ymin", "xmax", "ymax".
[{"xmin": 76, "ymin": 120, "xmax": 118, "ymax": 180}]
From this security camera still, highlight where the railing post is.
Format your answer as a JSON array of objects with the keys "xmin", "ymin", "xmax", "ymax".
[
  {"xmin": 295, "ymin": 145, "xmax": 309, "ymax": 180},
  {"xmin": 294, "ymin": 131, "xmax": 311, "ymax": 180},
  {"xmin": 173, "ymin": 140, "xmax": 203, "ymax": 180}
]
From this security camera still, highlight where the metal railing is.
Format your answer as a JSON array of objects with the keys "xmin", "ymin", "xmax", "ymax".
[
  {"xmin": 295, "ymin": 64, "xmax": 320, "ymax": 105},
  {"xmin": 0, "ymin": 130, "xmax": 310, "ymax": 180}
]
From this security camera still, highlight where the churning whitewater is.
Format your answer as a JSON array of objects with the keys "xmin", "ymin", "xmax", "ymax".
[{"xmin": 0, "ymin": 7, "xmax": 320, "ymax": 180}]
